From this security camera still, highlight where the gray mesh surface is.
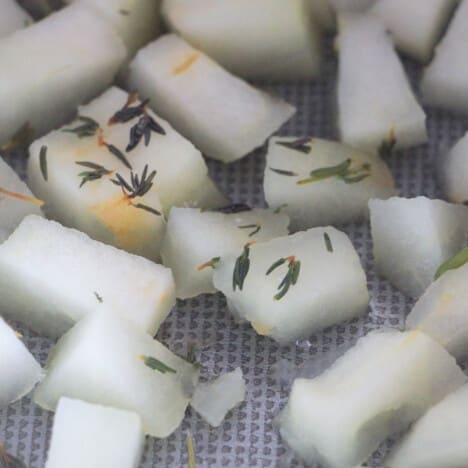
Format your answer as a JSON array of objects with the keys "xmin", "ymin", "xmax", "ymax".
[{"xmin": 1, "ymin": 35, "xmax": 467, "ymax": 468}]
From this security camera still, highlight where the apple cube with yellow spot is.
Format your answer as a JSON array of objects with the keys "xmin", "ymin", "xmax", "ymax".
[
  {"xmin": 0, "ymin": 215, "xmax": 175, "ymax": 339},
  {"xmin": 128, "ymin": 34, "xmax": 296, "ymax": 163}
]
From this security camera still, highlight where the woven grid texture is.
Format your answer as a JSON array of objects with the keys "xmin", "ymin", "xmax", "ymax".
[{"xmin": 1, "ymin": 35, "xmax": 467, "ymax": 468}]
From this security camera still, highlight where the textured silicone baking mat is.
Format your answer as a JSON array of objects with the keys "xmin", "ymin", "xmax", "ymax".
[{"xmin": 1, "ymin": 35, "xmax": 467, "ymax": 467}]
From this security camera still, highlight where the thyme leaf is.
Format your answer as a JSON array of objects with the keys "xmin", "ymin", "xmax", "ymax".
[
  {"xmin": 140, "ymin": 355, "xmax": 177, "ymax": 374},
  {"xmin": 76, "ymin": 161, "xmax": 112, "ymax": 188},
  {"xmin": 276, "ymin": 138, "xmax": 312, "ymax": 154},
  {"xmin": 196, "ymin": 257, "xmax": 220, "ymax": 271},
  {"xmin": 434, "ymin": 247, "xmax": 468, "ymax": 280},
  {"xmin": 238, "ymin": 224, "xmax": 261, "ymax": 237},
  {"xmin": 126, "ymin": 115, "xmax": 166, "ymax": 152},
  {"xmin": 63, "ymin": 116, "xmax": 100, "ymax": 139},
  {"xmin": 296, "ymin": 159, "xmax": 371, "ymax": 185},
  {"xmin": 111, "ymin": 164, "xmax": 157, "ymax": 199},
  {"xmin": 269, "ymin": 167, "xmax": 298, "ymax": 177},
  {"xmin": 324, "ymin": 232, "xmax": 333, "ymax": 252},
  {"xmin": 266, "ymin": 256, "xmax": 301, "ymax": 301},
  {"xmin": 94, "ymin": 291, "xmax": 103, "ymax": 303},
  {"xmin": 133, "ymin": 203, "xmax": 161, "ymax": 216},
  {"xmin": 233, "ymin": 243, "xmax": 254, "ymax": 291},
  {"xmin": 39, "ymin": 146, "xmax": 48, "ymax": 181},
  {"xmin": 108, "ymin": 94, "xmax": 149, "ymax": 125},
  {"xmin": 106, "ymin": 143, "xmax": 132, "ymax": 169}
]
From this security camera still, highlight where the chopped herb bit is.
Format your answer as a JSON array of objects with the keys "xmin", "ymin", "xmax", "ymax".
[
  {"xmin": 0, "ymin": 187, "xmax": 44, "ymax": 207},
  {"xmin": 378, "ymin": 128, "xmax": 397, "ymax": 158},
  {"xmin": 76, "ymin": 161, "xmax": 112, "ymax": 188},
  {"xmin": 133, "ymin": 203, "xmax": 161, "ymax": 216},
  {"xmin": 106, "ymin": 143, "xmax": 132, "ymax": 170},
  {"xmin": 238, "ymin": 224, "xmax": 261, "ymax": 237},
  {"xmin": 269, "ymin": 167, "xmax": 298, "ymax": 177},
  {"xmin": 273, "ymin": 204, "xmax": 288, "ymax": 214},
  {"xmin": 140, "ymin": 355, "xmax": 177, "ymax": 374},
  {"xmin": 266, "ymin": 256, "xmax": 301, "ymax": 301},
  {"xmin": 111, "ymin": 164, "xmax": 156, "ymax": 199},
  {"xmin": 108, "ymin": 94, "xmax": 149, "ymax": 125},
  {"xmin": 94, "ymin": 292, "xmax": 103, "ymax": 303},
  {"xmin": 197, "ymin": 257, "xmax": 221, "ymax": 271},
  {"xmin": 126, "ymin": 115, "xmax": 166, "ymax": 152},
  {"xmin": 63, "ymin": 116, "xmax": 100, "ymax": 139},
  {"xmin": 39, "ymin": 146, "xmax": 48, "ymax": 181},
  {"xmin": 186, "ymin": 432, "xmax": 197, "ymax": 468},
  {"xmin": 434, "ymin": 247, "xmax": 468, "ymax": 280},
  {"xmin": 296, "ymin": 159, "xmax": 371, "ymax": 185},
  {"xmin": 276, "ymin": 137, "xmax": 312, "ymax": 154},
  {"xmin": 233, "ymin": 243, "xmax": 254, "ymax": 291},
  {"xmin": 324, "ymin": 232, "xmax": 333, "ymax": 252},
  {"xmin": 216, "ymin": 203, "xmax": 251, "ymax": 214},
  {"xmin": 0, "ymin": 122, "xmax": 34, "ymax": 152}
]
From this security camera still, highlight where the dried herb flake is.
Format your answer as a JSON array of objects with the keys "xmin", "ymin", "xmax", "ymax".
[
  {"xmin": 63, "ymin": 116, "xmax": 100, "ymax": 139},
  {"xmin": 39, "ymin": 146, "xmax": 48, "ymax": 181},
  {"xmin": 140, "ymin": 355, "xmax": 177, "ymax": 374},
  {"xmin": 266, "ymin": 255, "xmax": 301, "ymax": 301},
  {"xmin": 233, "ymin": 243, "xmax": 254, "ymax": 291},
  {"xmin": 434, "ymin": 247, "xmax": 468, "ymax": 280},
  {"xmin": 324, "ymin": 232, "xmax": 333, "ymax": 252},
  {"xmin": 269, "ymin": 167, "xmax": 298, "ymax": 177}
]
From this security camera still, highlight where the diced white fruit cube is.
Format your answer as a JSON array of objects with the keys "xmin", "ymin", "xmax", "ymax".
[
  {"xmin": 27, "ymin": 87, "xmax": 226, "ymax": 259},
  {"xmin": 278, "ymin": 330, "xmax": 466, "ymax": 468},
  {"xmin": 407, "ymin": 259, "xmax": 468, "ymax": 359},
  {"xmin": 386, "ymin": 384, "xmax": 468, "ymax": 468},
  {"xmin": 34, "ymin": 310, "xmax": 199, "ymax": 438},
  {"xmin": 0, "ymin": 4, "xmax": 126, "ymax": 146},
  {"xmin": 65, "ymin": 0, "xmax": 160, "ymax": 58},
  {"xmin": 369, "ymin": 196, "xmax": 468, "ymax": 298},
  {"xmin": 161, "ymin": 0, "xmax": 322, "ymax": 79},
  {"xmin": 370, "ymin": 0, "xmax": 457, "ymax": 62},
  {"xmin": 161, "ymin": 207, "xmax": 289, "ymax": 299},
  {"xmin": 212, "ymin": 227, "xmax": 369, "ymax": 344},
  {"xmin": 330, "ymin": 0, "xmax": 375, "ymax": 12},
  {"xmin": 306, "ymin": 0, "xmax": 335, "ymax": 30},
  {"xmin": 441, "ymin": 132, "xmax": 468, "ymax": 203},
  {"xmin": 421, "ymin": 0, "xmax": 468, "ymax": 114},
  {"xmin": 337, "ymin": 13, "xmax": 427, "ymax": 152},
  {"xmin": 45, "ymin": 398, "xmax": 144, "ymax": 468},
  {"xmin": 264, "ymin": 137, "xmax": 396, "ymax": 230},
  {"xmin": 191, "ymin": 367, "xmax": 246, "ymax": 427},
  {"xmin": 0, "ymin": 316, "xmax": 42, "ymax": 408},
  {"xmin": 0, "ymin": 156, "xmax": 43, "ymax": 243},
  {"xmin": 0, "ymin": 0, "xmax": 32, "ymax": 39},
  {"xmin": 127, "ymin": 34, "xmax": 296, "ymax": 163},
  {"xmin": 0, "ymin": 215, "xmax": 175, "ymax": 338}
]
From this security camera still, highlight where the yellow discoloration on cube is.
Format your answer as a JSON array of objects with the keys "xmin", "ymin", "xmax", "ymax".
[
  {"xmin": 172, "ymin": 53, "xmax": 199, "ymax": 75},
  {"xmin": 252, "ymin": 321, "xmax": 273, "ymax": 336}
]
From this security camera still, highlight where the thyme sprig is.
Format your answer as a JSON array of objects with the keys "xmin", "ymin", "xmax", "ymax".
[
  {"xmin": 98, "ymin": 130, "xmax": 132, "ymax": 169},
  {"xmin": 94, "ymin": 291, "xmax": 103, "ymax": 303},
  {"xmin": 126, "ymin": 114, "xmax": 166, "ymax": 152},
  {"xmin": 76, "ymin": 161, "xmax": 112, "ymax": 188},
  {"xmin": 140, "ymin": 355, "xmax": 177, "ymax": 374},
  {"xmin": 434, "ymin": 247, "xmax": 468, "ymax": 280},
  {"xmin": 108, "ymin": 93, "xmax": 148, "ymax": 125},
  {"xmin": 233, "ymin": 242, "xmax": 255, "ymax": 291},
  {"xmin": 276, "ymin": 138, "xmax": 312, "ymax": 154},
  {"xmin": 266, "ymin": 256, "xmax": 301, "ymax": 301},
  {"xmin": 324, "ymin": 232, "xmax": 333, "ymax": 252},
  {"xmin": 269, "ymin": 167, "xmax": 298, "ymax": 177},
  {"xmin": 238, "ymin": 224, "xmax": 261, "ymax": 237},
  {"xmin": 296, "ymin": 159, "xmax": 371, "ymax": 185},
  {"xmin": 39, "ymin": 146, "xmax": 48, "ymax": 181},
  {"xmin": 63, "ymin": 116, "xmax": 100, "ymax": 139},
  {"xmin": 197, "ymin": 257, "xmax": 220, "ymax": 271}
]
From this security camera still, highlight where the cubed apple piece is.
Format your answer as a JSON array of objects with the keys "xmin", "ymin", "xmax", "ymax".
[
  {"xmin": 386, "ymin": 384, "xmax": 468, "ymax": 468},
  {"xmin": 337, "ymin": 13, "xmax": 427, "ymax": 152},
  {"xmin": 27, "ymin": 87, "xmax": 226, "ymax": 258},
  {"xmin": 0, "ymin": 316, "xmax": 42, "ymax": 408},
  {"xmin": 212, "ymin": 227, "xmax": 369, "ymax": 344},
  {"xmin": 45, "ymin": 397, "xmax": 144, "ymax": 468},
  {"xmin": 369, "ymin": 196, "xmax": 468, "ymax": 298},
  {"xmin": 0, "ymin": 215, "xmax": 175, "ymax": 338},
  {"xmin": 0, "ymin": 0, "xmax": 32, "ymax": 39},
  {"xmin": 441, "ymin": 132, "xmax": 468, "ymax": 203},
  {"xmin": 161, "ymin": 207, "xmax": 289, "ymax": 299},
  {"xmin": 278, "ymin": 330, "xmax": 466, "ymax": 468},
  {"xmin": 0, "ymin": 156, "xmax": 43, "ymax": 243},
  {"xmin": 34, "ymin": 310, "xmax": 199, "ymax": 438},
  {"xmin": 161, "ymin": 0, "xmax": 321, "ymax": 80},
  {"xmin": 370, "ymin": 0, "xmax": 457, "ymax": 62},
  {"xmin": 0, "ymin": 4, "xmax": 126, "ymax": 146},
  {"xmin": 406, "ymin": 249, "xmax": 468, "ymax": 359},
  {"xmin": 127, "ymin": 34, "xmax": 296, "ymax": 163},
  {"xmin": 264, "ymin": 137, "xmax": 395, "ymax": 230},
  {"xmin": 191, "ymin": 368, "xmax": 246, "ymax": 427},
  {"xmin": 421, "ymin": 0, "xmax": 468, "ymax": 114}
]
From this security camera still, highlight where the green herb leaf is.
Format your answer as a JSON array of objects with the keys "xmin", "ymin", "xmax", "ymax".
[
  {"xmin": 238, "ymin": 224, "xmax": 261, "ymax": 237},
  {"xmin": 126, "ymin": 115, "xmax": 166, "ymax": 152},
  {"xmin": 233, "ymin": 243, "xmax": 253, "ymax": 291},
  {"xmin": 434, "ymin": 247, "xmax": 468, "ymax": 280},
  {"xmin": 39, "ymin": 146, "xmax": 48, "ymax": 181},
  {"xmin": 94, "ymin": 292, "xmax": 103, "ymax": 303},
  {"xmin": 111, "ymin": 164, "xmax": 156, "ymax": 199},
  {"xmin": 297, "ymin": 159, "xmax": 371, "ymax": 185},
  {"xmin": 63, "ymin": 116, "xmax": 100, "ymax": 139},
  {"xmin": 141, "ymin": 355, "xmax": 177, "ymax": 374},
  {"xmin": 105, "ymin": 143, "xmax": 132, "ymax": 170},
  {"xmin": 269, "ymin": 167, "xmax": 298, "ymax": 177},
  {"xmin": 324, "ymin": 232, "xmax": 333, "ymax": 252},
  {"xmin": 108, "ymin": 95, "xmax": 149, "ymax": 125},
  {"xmin": 276, "ymin": 138, "xmax": 312, "ymax": 154},
  {"xmin": 76, "ymin": 161, "xmax": 112, "ymax": 188},
  {"xmin": 266, "ymin": 256, "xmax": 301, "ymax": 301}
]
